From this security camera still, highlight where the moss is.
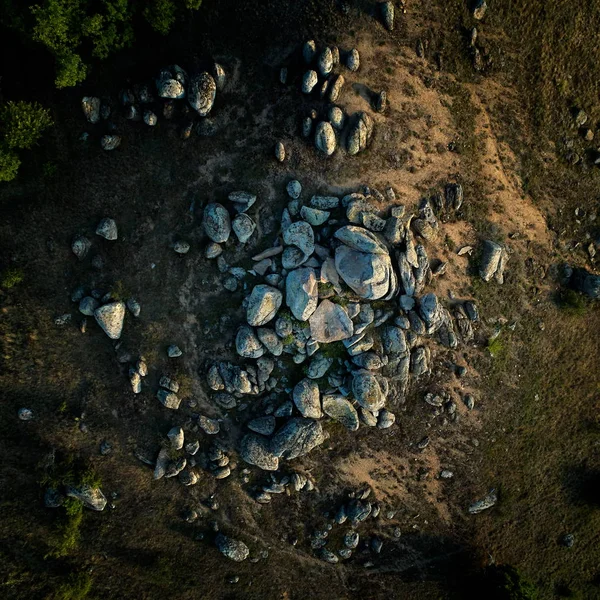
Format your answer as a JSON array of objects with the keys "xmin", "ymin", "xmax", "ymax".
[
  {"xmin": 487, "ymin": 336, "xmax": 505, "ymax": 359},
  {"xmin": 319, "ymin": 342, "xmax": 346, "ymax": 360},
  {"xmin": 45, "ymin": 507, "xmax": 83, "ymax": 559},
  {"xmin": 557, "ymin": 289, "xmax": 587, "ymax": 317}
]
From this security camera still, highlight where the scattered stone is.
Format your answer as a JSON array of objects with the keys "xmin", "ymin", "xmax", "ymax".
[
  {"xmin": 71, "ymin": 236, "xmax": 91, "ymax": 260},
  {"xmin": 18, "ymin": 408, "xmax": 33, "ymax": 421},
  {"xmin": 347, "ymin": 49, "xmax": 360, "ymax": 72},
  {"xmin": 168, "ymin": 426, "xmax": 184, "ymax": 450},
  {"xmin": 480, "ymin": 240, "xmax": 509, "ymax": 283},
  {"xmin": 100, "ymin": 135, "xmax": 121, "ymax": 151},
  {"xmin": 215, "ymin": 533, "xmax": 249, "ymax": 562},
  {"xmin": 174, "ymin": 241, "xmax": 190, "ymax": 254},
  {"xmin": 303, "ymin": 40, "xmax": 317, "ymax": 63},
  {"xmin": 82, "ymin": 97, "xmax": 101, "ymax": 123},
  {"xmin": 293, "ymin": 378, "xmax": 322, "ymax": 419},
  {"xmin": 286, "ymin": 267, "xmax": 318, "ymax": 321},
  {"xmin": 126, "ymin": 298, "xmax": 141, "ymax": 317},
  {"xmin": 377, "ymin": 409, "xmax": 395, "ymax": 428},
  {"xmin": 232, "ymin": 214, "xmax": 256, "ymax": 244},
  {"xmin": 468, "ymin": 489, "xmax": 497, "ymax": 514},
  {"xmin": 275, "ymin": 141, "xmax": 286, "ymax": 162},
  {"xmin": 329, "ymin": 74, "xmax": 345, "ymax": 103},
  {"xmin": 65, "ymin": 485, "xmax": 107, "ymax": 511},
  {"xmin": 236, "ymin": 326, "xmax": 265, "ymax": 359},
  {"xmin": 167, "ymin": 344, "xmax": 183, "ymax": 358},
  {"xmin": 79, "ymin": 296, "xmax": 99, "ymax": 316},
  {"xmin": 315, "ymin": 121, "xmax": 337, "ymax": 156},
  {"xmin": 302, "ymin": 70, "xmax": 319, "ymax": 94},
  {"xmin": 96, "ymin": 218, "xmax": 118, "ymax": 241},
  {"xmin": 473, "ymin": 0, "xmax": 487, "ymax": 20}
]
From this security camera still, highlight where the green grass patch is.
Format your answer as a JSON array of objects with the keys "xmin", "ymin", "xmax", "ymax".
[
  {"xmin": 1, "ymin": 267, "xmax": 24, "ymax": 289},
  {"xmin": 52, "ymin": 572, "xmax": 93, "ymax": 600}
]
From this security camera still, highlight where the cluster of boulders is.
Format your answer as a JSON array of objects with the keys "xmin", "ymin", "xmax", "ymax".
[
  {"xmin": 64, "ymin": 218, "xmax": 140, "ymax": 338},
  {"xmin": 81, "ymin": 61, "xmax": 225, "ymax": 150},
  {"xmin": 279, "ymin": 38, "xmax": 381, "ymax": 157},
  {"xmin": 309, "ymin": 486, "xmax": 387, "ymax": 564},
  {"xmin": 195, "ymin": 178, "xmax": 486, "ymax": 496}
]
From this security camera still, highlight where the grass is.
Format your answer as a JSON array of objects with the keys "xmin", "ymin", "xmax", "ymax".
[
  {"xmin": 51, "ymin": 572, "xmax": 93, "ymax": 600},
  {"xmin": 0, "ymin": 267, "xmax": 24, "ymax": 289}
]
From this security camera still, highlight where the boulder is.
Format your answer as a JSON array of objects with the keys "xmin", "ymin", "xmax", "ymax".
[
  {"xmin": 79, "ymin": 296, "xmax": 99, "ymax": 316},
  {"xmin": 247, "ymin": 416, "xmax": 276, "ymax": 436},
  {"xmin": 94, "ymin": 302, "xmax": 125, "ymax": 339},
  {"xmin": 257, "ymin": 327, "xmax": 283, "ymax": 356},
  {"xmin": 96, "ymin": 218, "xmax": 117, "ymax": 240},
  {"xmin": 309, "ymin": 299, "xmax": 354, "ymax": 342},
  {"xmin": 334, "ymin": 226, "xmax": 387, "ymax": 254},
  {"xmin": 473, "ymin": 0, "xmax": 487, "ymax": 20},
  {"xmin": 302, "ymin": 70, "xmax": 319, "ymax": 94},
  {"xmin": 318, "ymin": 47, "xmax": 333, "ymax": 77},
  {"xmin": 419, "ymin": 293, "xmax": 444, "ymax": 334},
  {"xmin": 300, "ymin": 206, "xmax": 330, "ymax": 226},
  {"xmin": 381, "ymin": 1, "xmax": 394, "ymax": 30},
  {"xmin": 236, "ymin": 325, "xmax": 265, "ymax": 358},
  {"xmin": 65, "ymin": 485, "xmax": 107, "ymax": 511},
  {"xmin": 157, "ymin": 389, "xmax": 181, "ymax": 409},
  {"xmin": 229, "ymin": 191, "xmax": 257, "ymax": 213},
  {"xmin": 287, "ymin": 180, "xmax": 302, "ymax": 199},
  {"xmin": 468, "ymin": 489, "xmax": 497, "ymax": 514},
  {"xmin": 275, "ymin": 141, "xmax": 285, "ymax": 162},
  {"xmin": 352, "ymin": 371, "xmax": 385, "ymax": 412},
  {"xmin": 232, "ymin": 213, "xmax": 256, "ymax": 243},
  {"xmin": 156, "ymin": 65, "xmax": 187, "ymax": 99},
  {"xmin": 322, "ymin": 395, "xmax": 359, "ymax": 431},
  {"xmin": 188, "ymin": 72, "xmax": 216, "ymax": 116},
  {"xmin": 307, "ymin": 353, "xmax": 334, "ymax": 379},
  {"xmin": 293, "ymin": 378, "xmax": 322, "ymax": 418},
  {"xmin": 283, "ymin": 221, "xmax": 315, "ymax": 258},
  {"xmin": 315, "ymin": 121, "xmax": 337, "ymax": 156},
  {"xmin": 203, "ymin": 203, "xmax": 231, "ymax": 243},
  {"xmin": 215, "ymin": 533, "xmax": 250, "ymax": 562},
  {"xmin": 303, "ymin": 39, "xmax": 317, "ymax": 63},
  {"xmin": 213, "ymin": 62, "xmax": 226, "ymax": 89},
  {"xmin": 72, "ymin": 235, "xmax": 91, "ymax": 260},
  {"xmin": 82, "ymin": 97, "xmax": 100, "ymax": 123},
  {"xmin": 382, "ymin": 326, "xmax": 407, "ymax": 355},
  {"xmin": 271, "ymin": 418, "xmax": 325, "ymax": 460},
  {"xmin": 240, "ymin": 433, "xmax": 279, "ymax": 470},
  {"xmin": 329, "ymin": 75, "xmax": 345, "ymax": 103},
  {"xmin": 347, "ymin": 48, "xmax": 360, "ymax": 72},
  {"xmin": 479, "ymin": 240, "xmax": 508, "ymax": 283},
  {"xmin": 335, "ymin": 245, "xmax": 393, "ymax": 300},
  {"xmin": 100, "ymin": 135, "xmax": 121, "ymax": 151},
  {"xmin": 347, "ymin": 112, "xmax": 374, "ymax": 155},
  {"xmin": 286, "ymin": 267, "xmax": 318, "ymax": 321},
  {"xmin": 246, "ymin": 284, "xmax": 283, "ymax": 326},
  {"xmin": 168, "ymin": 426, "xmax": 184, "ymax": 450}
]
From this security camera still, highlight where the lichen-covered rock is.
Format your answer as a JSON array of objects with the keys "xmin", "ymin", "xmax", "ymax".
[
  {"xmin": 240, "ymin": 433, "xmax": 279, "ymax": 470},
  {"xmin": 293, "ymin": 378, "xmax": 322, "ymax": 419},
  {"xmin": 381, "ymin": 1, "xmax": 395, "ymax": 31},
  {"xmin": 100, "ymin": 135, "xmax": 121, "ymax": 151},
  {"xmin": 215, "ymin": 533, "xmax": 250, "ymax": 562},
  {"xmin": 271, "ymin": 418, "xmax": 326, "ymax": 460},
  {"xmin": 309, "ymin": 299, "xmax": 354, "ymax": 342},
  {"xmin": 65, "ymin": 485, "xmax": 107, "ymax": 511},
  {"xmin": 352, "ymin": 371, "xmax": 385, "ymax": 412},
  {"xmin": 315, "ymin": 121, "xmax": 337, "ymax": 156},
  {"xmin": 203, "ymin": 203, "xmax": 231, "ymax": 243},
  {"xmin": 347, "ymin": 48, "xmax": 360, "ymax": 72},
  {"xmin": 157, "ymin": 389, "xmax": 181, "ymax": 409},
  {"xmin": 246, "ymin": 285, "xmax": 283, "ymax": 327},
  {"xmin": 236, "ymin": 325, "xmax": 265, "ymax": 358},
  {"xmin": 335, "ymin": 245, "xmax": 394, "ymax": 300},
  {"xmin": 188, "ymin": 72, "xmax": 216, "ymax": 116},
  {"xmin": 286, "ymin": 267, "xmax": 318, "ymax": 321},
  {"xmin": 232, "ymin": 213, "xmax": 256, "ymax": 244},
  {"xmin": 479, "ymin": 240, "xmax": 508, "ymax": 283},
  {"xmin": 318, "ymin": 47, "xmax": 333, "ymax": 77},
  {"xmin": 72, "ymin": 236, "xmax": 91, "ymax": 260},
  {"xmin": 156, "ymin": 65, "xmax": 187, "ymax": 99},
  {"xmin": 96, "ymin": 218, "xmax": 118, "ymax": 240},
  {"xmin": 82, "ymin": 97, "xmax": 100, "ymax": 123},
  {"xmin": 322, "ymin": 395, "xmax": 359, "ymax": 431},
  {"xmin": 94, "ymin": 302, "xmax": 125, "ymax": 339},
  {"xmin": 302, "ymin": 70, "xmax": 319, "ymax": 94}
]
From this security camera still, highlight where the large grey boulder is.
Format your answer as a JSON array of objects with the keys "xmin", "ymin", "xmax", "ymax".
[
  {"xmin": 335, "ymin": 245, "xmax": 393, "ymax": 300},
  {"xmin": 352, "ymin": 371, "xmax": 385, "ymax": 412},
  {"xmin": 188, "ymin": 72, "xmax": 216, "ymax": 116},
  {"xmin": 203, "ymin": 203, "xmax": 231, "ymax": 243},
  {"xmin": 247, "ymin": 284, "xmax": 283, "ymax": 327},
  {"xmin": 215, "ymin": 533, "xmax": 250, "ymax": 562},
  {"xmin": 236, "ymin": 326, "xmax": 265, "ymax": 358},
  {"xmin": 309, "ymin": 299, "xmax": 354, "ymax": 342},
  {"xmin": 94, "ymin": 302, "xmax": 125, "ymax": 339},
  {"xmin": 293, "ymin": 378, "xmax": 322, "ymax": 419},
  {"xmin": 382, "ymin": 326, "xmax": 407, "ymax": 355},
  {"xmin": 322, "ymin": 395, "xmax": 359, "ymax": 431},
  {"xmin": 271, "ymin": 418, "xmax": 325, "ymax": 460},
  {"xmin": 315, "ymin": 121, "xmax": 337, "ymax": 156},
  {"xmin": 347, "ymin": 112, "xmax": 373, "ymax": 155},
  {"xmin": 479, "ymin": 240, "xmax": 508, "ymax": 283},
  {"xmin": 286, "ymin": 267, "xmax": 318, "ymax": 321},
  {"xmin": 65, "ymin": 485, "xmax": 107, "ymax": 511}
]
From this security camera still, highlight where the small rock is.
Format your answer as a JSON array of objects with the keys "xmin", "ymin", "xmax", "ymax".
[{"xmin": 96, "ymin": 218, "xmax": 118, "ymax": 241}]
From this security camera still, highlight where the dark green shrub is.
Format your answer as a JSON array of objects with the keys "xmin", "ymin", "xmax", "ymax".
[{"xmin": 0, "ymin": 101, "xmax": 53, "ymax": 150}]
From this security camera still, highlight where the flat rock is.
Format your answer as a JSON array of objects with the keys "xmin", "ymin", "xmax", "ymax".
[
  {"xmin": 94, "ymin": 302, "xmax": 125, "ymax": 339},
  {"xmin": 157, "ymin": 389, "xmax": 181, "ymax": 409}
]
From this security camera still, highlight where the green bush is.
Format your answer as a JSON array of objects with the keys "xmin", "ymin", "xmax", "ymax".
[
  {"xmin": 557, "ymin": 288, "xmax": 587, "ymax": 316},
  {"xmin": 0, "ymin": 101, "xmax": 53, "ymax": 150},
  {"xmin": 0, "ymin": 146, "xmax": 21, "ymax": 182}
]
